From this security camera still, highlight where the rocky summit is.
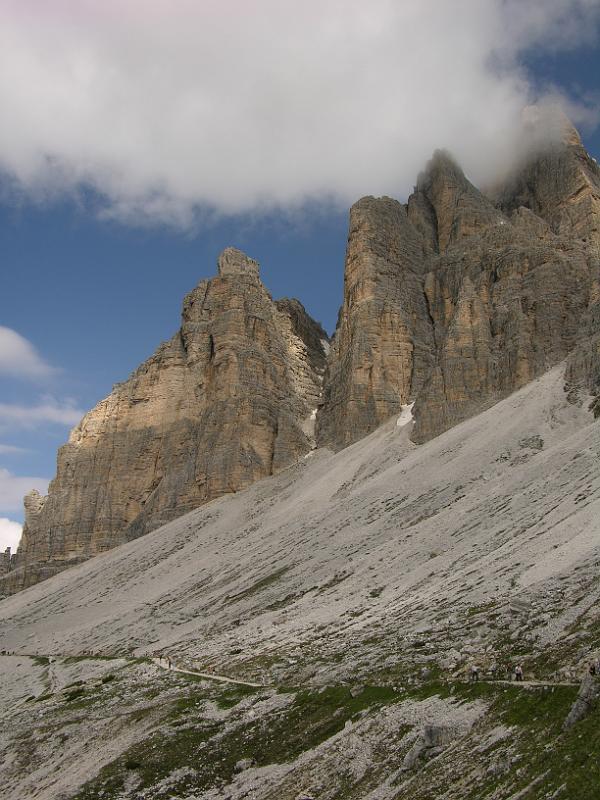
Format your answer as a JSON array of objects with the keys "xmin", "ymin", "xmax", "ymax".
[
  {"xmin": 0, "ymin": 248, "xmax": 328, "ymax": 595},
  {"xmin": 319, "ymin": 122, "xmax": 600, "ymax": 448}
]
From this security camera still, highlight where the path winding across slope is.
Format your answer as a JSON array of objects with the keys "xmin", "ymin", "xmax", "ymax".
[
  {"xmin": 0, "ymin": 652, "xmax": 580, "ymax": 691},
  {"xmin": 151, "ymin": 656, "xmax": 265, "ymax": 687}
]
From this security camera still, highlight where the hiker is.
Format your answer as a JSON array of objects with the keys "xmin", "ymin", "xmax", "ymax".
[
  {"xmin": 589, "ymin": 661, "xmax": 597, "ymax": 676},
  {"xmin": 167, "ymin": 656, "xmax": 172, "ymax": 671},
  {"xmin": 506, "ymin": 663, "xmax": 513, "ymax": 680},
  {"xmin": 470, "ymin": 665, "xmax": 480, "ymax": 682},
  {"xmin": 515, "ymin": 664, "xmax": 524, "ymax": 682}
]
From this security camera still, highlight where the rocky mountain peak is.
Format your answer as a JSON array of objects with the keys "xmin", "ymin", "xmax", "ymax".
[
  {"xmin": 415, "ymin": 149, "xmax": 506, "ymax": 252},
  {"xmin": 318, "ymin": 114, "xmax": 598, "ymax": 450},
  {"xmin": 522, "ymin": 103, "xmax": 584, "ymax": 149},
  {"xmin": 0, "ymin": 254, "xmax": 327, "ymax": 595},
  {"xmin": 217, "ymin": 246, "xmax": 260, "ymax": 278}
]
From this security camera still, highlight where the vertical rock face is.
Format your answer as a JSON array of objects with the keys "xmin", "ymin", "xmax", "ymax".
[
  {"xmin": 496, "ymin": 111, "xmax": 600, "ymax": 419},
  {"xmin": 1, "ymin": 248, "xmax": 327, "ymax": 594},
  {"xmin": 412, "ymin": 213, "xmax": 591, "ymax": 442},
  {"xmin": 494, "ymin": 112, "xmax": 600, "ymax": 256},
  {"xmin": 318, "ymin": 117, "xmax": 600, "ymax": 449},
  {"xmin": 316, "ymin": 196, "xmax": 436, "ymax": 449}
]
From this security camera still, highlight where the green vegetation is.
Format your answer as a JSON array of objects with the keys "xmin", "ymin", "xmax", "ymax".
[
  {"xmin": 223, "ymin": 567, "xmax": 289, "ymax": 606},
  {"xmin": 64, "ymin": 687, "xmax": 86, "ymax": 702},
  {"xmin": 72, "ymin": 681, "xmax": 404, "ymax": 799},
  {"xmin": 30, "ymin": 653, "xmax": 600, "ymax": 800}
]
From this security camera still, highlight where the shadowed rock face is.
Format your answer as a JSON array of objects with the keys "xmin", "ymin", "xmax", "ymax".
[
  {"xmin": 1, "ymin": 248, "xmax": 327, "ymax": 594},
  {"xmin": 316, "ymin": 196, "xmax": 436, "ymax": 450},
  {"xmin": 318, "ymin": 121, "xmax": 600, "ymax": 449}
]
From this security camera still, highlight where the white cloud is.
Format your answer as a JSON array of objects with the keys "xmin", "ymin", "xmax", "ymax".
[
  {"xmin": 0, "ymin": 468, "xmax": 48, "ymax": 514},
  {"xmin": 0, "ymin": 444, "xmax": 26, "ymax": 454},
  {"xmin": 0, "ymin": 517, "xmax": 22, "ymax": 552},
  {"xmin": 0, "ymin": 398, "xmax": 84, "ymax": 430},
  {"xmin": 0, "ymin": 326, "xmax": 57, "ymax": 380},
  {"xmin": 0, "ymin": 1, "xmax": 597, "ymax": 226}
]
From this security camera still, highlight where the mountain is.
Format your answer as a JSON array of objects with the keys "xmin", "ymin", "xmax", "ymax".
[
  {"xmin": 0, "ymin": 248, "xmax": 328, "ymax": 594},
  {"xmin": 3, "ymin": 112, "xmax": 600, "ymax": 597},
  {"xmin": 319, "ymin": 131, "xmax": 599, "ymax": 448},
  {"xmin": 1, "ymin": 364, "xmax": 599, "ymax": 799},
  {"xmin": 1, "ymin": 111, "xmax": 600, "ymax": 799}
]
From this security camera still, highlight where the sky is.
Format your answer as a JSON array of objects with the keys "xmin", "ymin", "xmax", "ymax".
[{"xmin": 1, "ymin": 0, "xmax": 600, "ymax": 551}]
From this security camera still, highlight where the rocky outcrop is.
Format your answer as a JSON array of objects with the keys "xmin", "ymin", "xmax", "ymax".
[
  {"xmin": 1, "ymin": 248, "xmax": 327, "ymax": 594},
  {"xmin": 0, "ymin": 548, "xmax": 11, "ymax": 578},
  {"xmin": 412, "ymin": 207, "xmax": 591, "ymax": 442},
  {"xmin": 316, "ymin": 196, "xmax": 435, "ymax": 449},
  {"xmin": 318, "ymin": 116, "xmax": 600, "ymax": 448},
  {"xmin": 563, "ymin": 675, "xmax": 600, "ymax": 729},
  {"xmin": 494, "ymin": 109, "xmax": 600, "ymax": 257}
]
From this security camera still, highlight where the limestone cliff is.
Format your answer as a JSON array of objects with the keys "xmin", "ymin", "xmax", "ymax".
[
  {"xmin": 318, "ymin": 117, "xmax": 600, "ymax": 448},
  {"xmin": 316, "ymin": 196, "xmax": 435, "ymax": 449},
  {"xmin": 1, "ymin": 248, "xmax": 327, "ymax": 594}
]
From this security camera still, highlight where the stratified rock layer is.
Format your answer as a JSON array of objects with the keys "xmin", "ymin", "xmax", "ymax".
[
  {"xmin": 316, "ymin": 196, "xmax": 435, "ymax": 449},
  {"xmin": 318, "ymin": 119, "xmax": 600, "ymax": 448},
  {"xmin": 1, "ymin": 248, "xmax": 327, "ymax": 594}
]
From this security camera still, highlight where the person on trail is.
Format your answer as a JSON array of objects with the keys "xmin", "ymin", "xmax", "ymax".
[
  {"xmin": 515, "ymin": 664, "xmax": 524, "ymax": 682},
  {"xmin": 589, "ymin": 661, "xmax": 597, "ymax": 676},
  {"xmin": 506, "ymin": 663, "xmax": 513, "ymax": 680},
  {"xmin": 470, "ymin": 665, "xmax": 480, "ymax": 682},
  {"xmin": 167, "ymin": 656, "xmax": 172, "ymax": 670}
]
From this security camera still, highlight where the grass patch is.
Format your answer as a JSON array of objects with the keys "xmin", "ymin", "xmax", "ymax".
[
  {"xmin": 72, "ymin": 681, "xmax": 403, "ymax": 799},
  {"xmin": 64, "ymin": 687, "xmax": 86, "ymax": 702},
  {"xmin": 215, "ymin": 684, "xmax": 261, "ymax": 709},
  {"xmin": 223, "ymin": 567, "xmax": 289, "ymax": 606},
  {"xmin": 30, "ymin": 655, "xmax": 50, "ymax": 666}
]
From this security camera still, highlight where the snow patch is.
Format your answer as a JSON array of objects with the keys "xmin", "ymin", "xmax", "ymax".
[{"xmin": 396, "ymin": 402, "xmax": 415, "ymax": 427}]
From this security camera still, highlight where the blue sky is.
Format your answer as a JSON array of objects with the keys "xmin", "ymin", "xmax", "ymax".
[{"xmin": 1, "ymin": 1, "xmax": 599, "ymax": 548}]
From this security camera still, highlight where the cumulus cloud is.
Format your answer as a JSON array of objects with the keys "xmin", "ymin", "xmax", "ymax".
[
  {"xmin": 0, "ymin": 398, "xmax": 84, "ymax": 430},
  {"xmin": 0, "ymin": 0, "xmax": 598, "ymax": 225},
  {"xmin": 0, "ymin": 326, "xmax": 58, "ymax": 380},
  {"xmin": 0, "ymin": 468, "xmax": 48, "ymax": 514},
  {"xmin": 0, "ymin": 517, "xmax": 23, "ymax": 552}
]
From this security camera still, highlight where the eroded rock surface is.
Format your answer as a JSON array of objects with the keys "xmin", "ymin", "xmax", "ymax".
[
  {"xmin": 318, "ymin": 116, "xmax": 600, "ymax": 448},
  {"xmin": 1, "ymin": 248, "xmax": 327, "ymax": 594},
  {"xmin": 316, "ymin": 196, "xmax": 435, "ymax": 449}
]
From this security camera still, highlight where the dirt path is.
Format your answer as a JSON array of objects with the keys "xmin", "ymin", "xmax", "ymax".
[
  {"xmin": 0, "ymin": 653, "xmax": 579, "ymax": 691},
  {"xmin": 0, "ymin": 652, "xmax": 266, "ymax": 689},
  {"xmin": 152, "ymin": 656, "xmax": 265, "ymax": 688},
  {"xmin": 466, "ymin": 678, "xmax": 579, "ymax": 688}
]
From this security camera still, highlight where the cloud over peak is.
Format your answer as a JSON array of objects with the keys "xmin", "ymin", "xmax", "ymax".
[{"xmin": 0, "ymin": 0, "xmax": 598, "ymax": 226}]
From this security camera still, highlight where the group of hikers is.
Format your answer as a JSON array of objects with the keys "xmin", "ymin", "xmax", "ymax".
[
  {"xmin": 469, "ymin": 663, "xmax": 524, "ymax": 682},
  {"xmin": 468, "ymin": 658, "xmax": 600, "ymax": 683}
]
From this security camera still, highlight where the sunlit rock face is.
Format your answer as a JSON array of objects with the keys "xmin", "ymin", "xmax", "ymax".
[{"xmin": 1, "ymin": 249, "xmax": 328, "ymax": 595}]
